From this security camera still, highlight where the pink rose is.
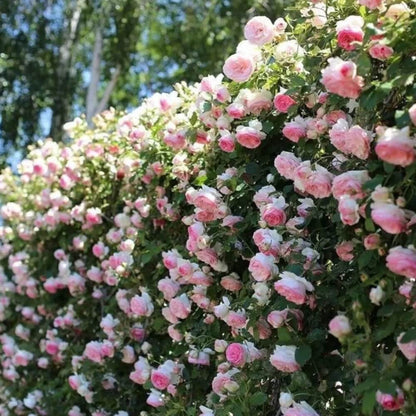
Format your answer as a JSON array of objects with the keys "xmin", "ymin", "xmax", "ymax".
[
  {"xmin": 328, "ymin": 315, "xmax": 351, "ymax": 339},
  {"xmin": 226, "ymin": 102, "xmax": 246, "ymax": 119},
  {"xmin": 249, "ymin": 253, "xmax": 278, "ymax": 281},
  {"xmin": 225, "ymin": 311, "xmax": 247, "ymax": 329},
  {"xmin": 270, "ymin": 345, "xmax": 300, "ymax": 373},
  {"xmin": 274, "ymin": 271, "xmax": 314, "ymax": 305},
  {"xmin": 218, "ymin": 133, "xmax": 236, "ymax": 152},
  {"xmin": 129, "ymin": 357, "xmax": 151, "ymax": 384},
  {"xmin": 253, "ymin": 228, "xmax": 282, "ymax": 256},
  {"xmin": 146, "ymin": 389, "xmax": 165, "ymax": 407},
  {"xmin": 157, "ymin": 278, "xmax": 180, "ymax": 301},
  {"xmin": 261, "ymin": 198, "xmax": 287, "ymax": 227},
  {"xmin": 376, "ymin": 389, "xmax": 405, "ymax": 411},
  {"xmin": 336, "ymin": 241, "xmax": 354, "ymax": 261},
  {"xmin": 221, "ymin": 274, "xmax": 243, "ymax": 292},
  {"xmin": 130, "ymin": 293, "xmax": 154, "ymax": 317},
  {"xmin": 397, "ymin": 333, "xmax": 416, "ymax": 362},
  {"xmin": 244, "ymin": 16, "xmax": 275, "ymax": 45},
  {"xmin": 246, "ymin": 90, "xmax": 273, "ymax": 115},
  {"xmin": 151, "ymin": 369, "xmax": 171, "ymax": 390},
  {"xmin": 371, "ymin": 202, "xmax": 407, "ymax": 234},
  {"xmin": 409, "ymin": 104, "xmax": 416, "ymax": 126},
  {"xmin": 363, "ymin": 233, "xmax": 381, "ymax": 250},
  {"xmin": 358, "ymin": 0, "xmax": 383, "ymax": 9},
  {"xmin": 236, "ymin": 124, "xmax": 266, "ymax": 149},
  {"xmin": 282, "ymin": 117, "xmax": 307, "ymax": 142},
  {"xmin": 369, "ymin": 43, "xmax": 394, "ymax": 60},
  {"xmin": 336, "ymin": 16, "xmax": 364, "ymax": 51},
  {"xmin": 84, "ymin": 341, "xmax": 103, "ymax": 363},
  {"xmin": 321, "ymin": 58, "xmax": 364, "ymax": 99},
  {"xmin": 267, "ymin": 309, "xmax": 288, "ymax": 328},
  {"xmin": 386, "ymin": 246, "xmax": 416, "ymax": 279},
  {"xmin": 285, "ymin": 402, "xmax": 320, "ymax": 416},
  {"xmin": 226, "ymin": 343, "xmax": 247, "ymax": 367},
  {"xmin": 331, "ymin": 170, "xmax": 369, "ymax": 200},
  {"xmin": 274, "ymin": 151, "xmax": 301, "ymax": 180},
  {"xmin": 169, "ymin": 294, "xmax": 192, "ymax": 319},
  {"xmin": 304, "ymin": 167, "xmax": 333, "ymax": 199},
  {"xmin": 375, "ymin": 127, "xmax": 415, "ymax": 167},
  {"xmin": 223, "ymin": 53, "xmax": 255, "ymax": 83},
  {"xmin": 274, "ymin": 93, "xmax": 296, "ymax": 113},
  {"xmin": 338, "ymin": 196, "xmax": 360, "ymax": 225}
]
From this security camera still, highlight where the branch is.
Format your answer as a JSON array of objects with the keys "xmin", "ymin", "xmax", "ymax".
[
  {"xmin": 86, "ymin": 29, "xmax": 103, "ymax": 124},
  {"xmin": 95, "ymin": 65, "xmax": 121, "ymax": 115}
]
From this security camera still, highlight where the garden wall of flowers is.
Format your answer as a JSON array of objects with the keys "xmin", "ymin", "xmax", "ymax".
[{"xmin": 1, "ymin": 1, "xmax": 416, "ymax": 415}]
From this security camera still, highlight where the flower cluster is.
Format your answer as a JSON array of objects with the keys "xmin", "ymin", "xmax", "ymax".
[{"xmin": 0, "ymin": 1, "xmax": 416, "ymax": 416}]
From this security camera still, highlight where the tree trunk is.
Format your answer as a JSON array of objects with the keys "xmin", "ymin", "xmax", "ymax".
[{"xmin": 49, "ymin": 0, "xmax": 84, "ymax": 141}]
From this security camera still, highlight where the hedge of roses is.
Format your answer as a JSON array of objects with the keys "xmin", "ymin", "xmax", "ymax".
[{"xmin": 1, "ymin": 1, "xmax": 416, "ymax": 415}]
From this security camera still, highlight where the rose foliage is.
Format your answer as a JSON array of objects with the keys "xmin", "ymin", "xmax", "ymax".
[{"xmin": 1, "ymin": 1, "xmax": 416, "ymax": 415}]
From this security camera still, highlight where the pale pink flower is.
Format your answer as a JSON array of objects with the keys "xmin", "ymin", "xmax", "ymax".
[
  {"xmin": 397, "ymin": 333, "xmax": 416, "ymax": 362},
  {"xmin": 223, "ymin": 53, "xmax": 255, "ymax": 83},
  {"xmin": 321, "ymin": 58, "xmax": 364, "ymax": 99},
  {"xmin": 375, "ymin": 127, "xmax": 415, "ymax": 167},
  {"xmin": 274, "ymin": 271, "xmax": 314, "ymax": 305},
  {"xmin": 329, "ymin": 315, "xmax": 351, "ymax": 339},
  {"xmin": 369, "ymin": 43, "xmax": 394, "ymax": 60},
  {"xmin": 336, "ymin": 16, "xmax": 364, "ymax": 51},
  {"xmin": 249, "ymin": 253, "xmax": 278, "ymax": 281},
  {"xmin": 270, "ymin": 345, "xmax": 300, "ymax": 372},
  {"xmin": 376, "ymin": 389, "xmax": 405, "ymax": 411},
  {"xmin": 244, "ymin": 16, "xmax": 275, "ymax": 45},
  {"xmin": 386, "ymin": 246, "xmax": 416, "ymax": 279},
  {"xmin": 371, "ymin": 202, "xmax": 407, "ymax": 234}
]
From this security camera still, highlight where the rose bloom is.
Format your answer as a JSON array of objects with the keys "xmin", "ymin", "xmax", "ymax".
[
  {"xmin": 249, "ymin": 253, "xmax": 278, "ymax": 281},
  {"xmin": 376, "ymin": 389, "xmax": 405, "ymax": 411},
  {"xmin": 274, "ymin": 151, "xmax": 301, "ymax": 181},
  {"xmin": 358, "ymin": 0, "xmax": 383, "ymax": 9},
  {"xmin": 321, "ymin": 57, "xmax": 364, "ymax": 99},
  {"xmin": 274, "ymin": 271, "xmax": 314, "ymax": 305},
  {"xmin": 261, "ymin": 199, "xmax": 287, "ymax": 227},
  {"xmin": 397, "ymin": 333, "xmax": 416, "ymax": 362},
  {"xmin": 338, "ymin": 196, "xmax": 360, "ymax": 225},
  {"xmin": 375, "ymin": 127, "xmax": 415, "ymax": 167},
  {"xmin": 328, "ymin": 315, "xmax": 351, "ymax": 339},
  {"xmin": 336, "ymin": 241, "xmax": 354, "ymax": 261},
  {"xmin": 235, "ymin": 125, "xmax": 266, "ymax": 149},
  {"xmin": 270, "ymin": 345, "xmax": 300, "ymax": 373},
  {"xmin": 363, "ymin": 233, "xmax": 381, "ymax": 250},
  {"xmin": 223, "ymin": 53, "xmax": 255, "ymax": 83},
  {"xmin": 253, "ymin": 228, "xmax": 282, "ymax": 256},
  {"xmin": 169, "ymin": 294, "xmax": 192, "ymax": 319},
  {"xmin": 244, "ymin": 16, "xmax": 275, "ymax": 45},
  {"xmin": 267, "ymin": 309, "xmax": 288, "ymax": 328},
  {"xmin": 151, "ymin": 369, "xmax": 171, "ymax": 390},
  {"xmin": 282, "ymin": 117, "xmax": 307, "ymax": 142},
  {"xmin": 336, "ymin": 16, "xmax": 364, "ymax": 51},
  {"xmin": 369, "ymin": 43, "xmax": 394, "ymax": 61},
  {"xmin": 274, "ymin": 93, "xmax": 296, "ymax": 113},
  {"xmin": 285, "ymin": 402, "xmax": 320, "ymax": 416},
  {"xmin": 246, "ymin": 90, "xmax": 273, "ymax": 115},
  {"xmin": 304, "ymin": 167, "xmax": 333, "ymax": 199},
  {"xmin": 331, "ymin": 170, "xmax": 370, "ymax": 200},
  {"xmin": 386, "ymin": 246, "xmax": 416, "ymax": 279},
  {"xmin": 225, "ymin": 343, "xmax": 247, "ymax": 367},
  {"xmin": 409, "ymin": 103, "xmax": 416, "ymax": 126},
  {"xmin": 371, "ymin": 202, "xmax": 407, "ymax": 234},
  {"xmin": 146, "ymin": 389, "xmax": 165, "ymax": 408},
  {"xmin": 218, "ymin": 133, "xmax": 236, "ymax": 153},
  {"xmin": 221, "ymin": 274, "xmax": 243, "ymax": 292}
]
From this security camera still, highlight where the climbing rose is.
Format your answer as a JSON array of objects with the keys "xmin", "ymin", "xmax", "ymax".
[{"xmin": 223, "ymin": 53, "xmax": 255, "ymax": 83}]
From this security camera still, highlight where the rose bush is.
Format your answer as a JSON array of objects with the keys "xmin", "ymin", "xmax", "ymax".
[{"xmin": 0, "ymin": 1, "xmax": 416, "ymax": 415}]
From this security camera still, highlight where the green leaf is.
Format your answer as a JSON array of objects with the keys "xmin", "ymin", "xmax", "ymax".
[
  {"xmin": 363, "ymin": 175, "xmax": 384, "ymax": 191},
  {"xmin": 262, "ymin": 120, "xmax": 274, "ymax": 134},
  {"xmin": 383, "ymin": 162, "xmax": 395, "ymax": 174},
  {"xmin": 378, "ymin": 380, "xmax": 397, "ymax": 395},
  {"xmin": 245, "ymin": 162, "xmax": 260, "ymax": 176},
  {"xmin": 374, "ymin": 315, "xmax": 398, "ymax": 341},
  {"xmin": 361, "ymin": 390, "xmax": 376, "ymax": 415},
  {"xmin": 358, "ymin": 251, "xmax": 373, "ymax": 269},
  {"xmin": 364, "ymin": 218, "xmax": 376, "ymax": 232},
  {"xmin": 401, "ymin": 328, "xmax": 416, "ymax": 343},
  {"xmin": 295, "ymin": 345, "xmax": 312, "ymax": 366},
  {"xmin": 249, "ymin": 392, "xmax": 268, "ymax": 407},
  {"xmin": 278, "ymin": 327, "xmax": 292, "ymax": 343}
]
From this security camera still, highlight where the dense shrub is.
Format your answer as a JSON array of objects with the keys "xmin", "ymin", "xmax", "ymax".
[{"xmin": 0, "ymin": 1, "xmax": 416, "ymax": 415}]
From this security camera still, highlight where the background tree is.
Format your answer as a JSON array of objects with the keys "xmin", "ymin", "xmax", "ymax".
[{"xmin": 0, "ymin": 0, "xmax": 288, "ymax": 156}]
